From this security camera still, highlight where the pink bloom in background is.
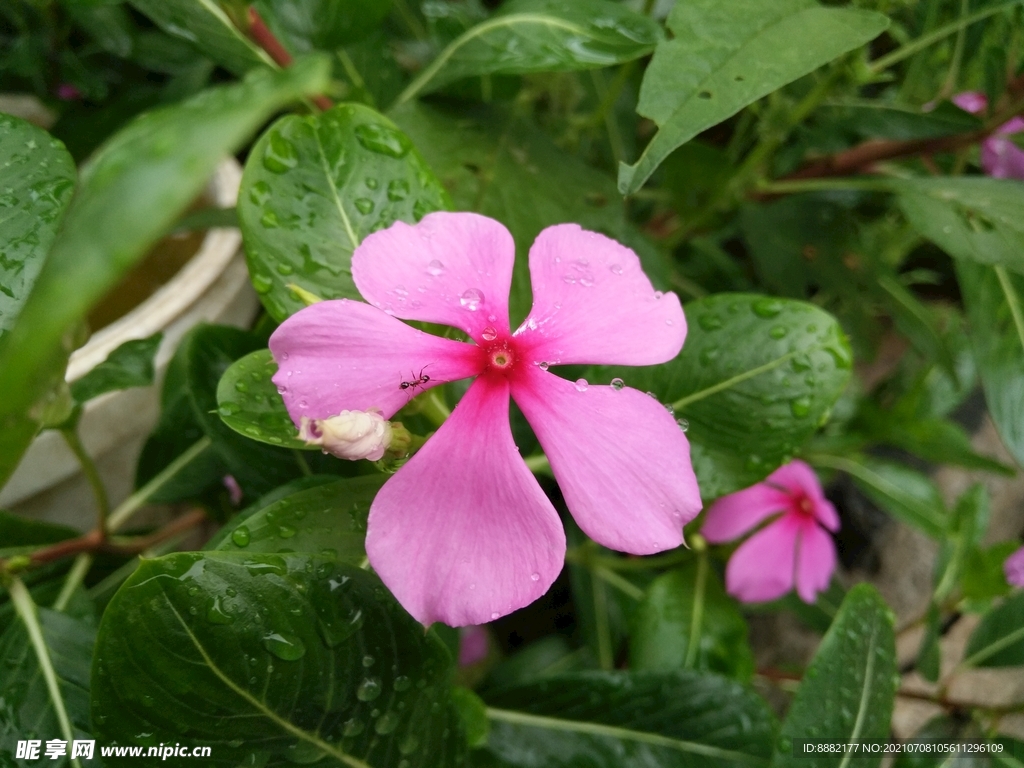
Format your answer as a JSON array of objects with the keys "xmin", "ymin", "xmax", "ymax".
[
  {"xmin": 458, "ymin": 626, "xmax": 490, "ymax": 667},
  {"xmin": 270, "ymin": 212, "xmax": 702, "ymax": 626},
  {"xmin": 1005, "ymin": 546, "xmax": 1024, "ymax": 588},
  {"xmin": 55, "ymin": 83, "xmax": 82, "ymax": 101},
  {"xmin": 953, "ymin": 92, "xmax": 1024, "ymax": 179},
  {"xmin": 702, "ymin": 461, "xmax": 839, "ymax": 604}
]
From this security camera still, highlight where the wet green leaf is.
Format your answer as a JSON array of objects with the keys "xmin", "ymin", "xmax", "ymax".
[
  {"xmin": 92, "ymin": 552, "xmax": 466, "ymax": 766},
  {"xmin": 216, "ymin": 349, "xmax": 309, "ymax": 449},
  {"xmin": 481, "ymin": 670, "xmax": 776, "ymax": 768},
  {"xmin": 70, "ymin": 332, "xmax": 163, "ymax": 404},
  {"xmin": 964, "ymin": 591, "xmax": 1024, "ymax": 668},
  {"xmin": 771, "ymin": 584, "xmax": 897, "ymax": 768},
  {"xmin": 239, "ymin": 103, "xmax": 450, "ymax": 321},
  {"xmin": 396, "ymin": 0, "xmax": 661, "ymax": 102},
  {"xmin": 619, "ymin": 0, "xmax": 888, "ymax": 193}
]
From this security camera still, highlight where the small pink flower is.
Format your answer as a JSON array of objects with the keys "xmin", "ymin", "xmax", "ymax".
[
  {"xmin": 222, "ymin": 474, "xmax": 243, "ymax": 506},
  {"xmin": 1004, "ymin": 546, "xmax": 1024, "ymax": 588},
  {"xmin": 701, "ymin": 460, "xmax": 839, "ymax": 604},
  {"xmin": 458, "ymin": 626, "xmax": 490, "ymax": 667},
  {"xmin": 953, "ymin": 92, "xmax": 1024, "ymax": 180},
  {"xmin": 55, "ymin": 83, "xmax": 82, "ymax": 101},
  {"xmin": 269, "ymin": 212, "xmax": 701, "ymax": 626}
]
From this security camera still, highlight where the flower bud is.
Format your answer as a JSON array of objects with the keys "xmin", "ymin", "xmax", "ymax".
[{"xmin": 299, "ymin": 409, "xmax": 392, "ymax": 461}]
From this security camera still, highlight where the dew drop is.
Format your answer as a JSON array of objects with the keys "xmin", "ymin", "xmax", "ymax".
[
  {"xmin": 752, "ymin": 298, "xmax": 783, "ymax": 318},
  {"xmin": 357, "ymin": 678, "xmax": 382, "ymax": 701},
  {"xmin": 354, "ymin": 198, "xmax": 374, "ymax": 214},
  {"xmin": 609, "ymin": 263, "xmax": 623, "ymax": 275},
  {"xmin": 460, "ymin": 288, "xmax": 483, "ymax": 310},
  {"xmin": 537, "ymin": 361, "xmax": 550, "ymax": 371},
  {"xmin": 426, "ymin": 259, "xmax": 445, "ymax": 276},
  {"xmin": 362, "ymin": 655, "xmax": 375, "ymax": 668},
  {"xmin": 393, "ymin": 675, "xmax": 412, "ymax": 691},
  {"xmin": 481, "ymin": 326, "xmax": 497, "ymax": 341},
  {"xmin": 278, "ymin": 525, "xmax": 296, "ymax": 539},
  {"xmin": 654, "ymin": 291, "xmax": 664, "ymax": 299},
  {"xmin": 769, "ymin": 325, "xmax": 788, "ymax": 339},
  {"xmin": 789, "ymin": 395, "xmax": 812, "ymax": 417},
  {"xmin": 262, "ymin": 632, "xmax": 306, "ymax": 661},
  {"xmin": 574, "ymin": 378, "xmax": 589, "ymax": 392},
  {"xmin": 610, "ymin": 377, "xmax": 625, "ymax": 391},
  {"xmin": 698, "ymin": 314, "xmax": 723, "ymax": 331},
  {"xmin": 343, "ymin": 718, "xmax": 364, "ymax": 737},
  {"xmin": 374, "ymin": 711, "xmax": 400, "ymax": 735},
  {"xmin": 579, "ymin": 275, "xmax": 594, "ymax": 287},
  {"xmin": 676, "ymin": 418, "xmax": 689, "ymax": 432},
  {"xmin": 231, "ymin": 527, "xmax": 251, "ymax": 548}
]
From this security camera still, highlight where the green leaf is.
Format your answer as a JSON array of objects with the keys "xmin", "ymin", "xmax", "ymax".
[
  {"xmin": 208, "ymin": 475, "xmax": 382, "ymax": 561},
  {"xmin": 962, "ymin": 541, "xmax": 1017, "ymax": 601},
  {"xmin": 606, "ymin": 293, "xmax": 851, "ymax": 500},
  {"xmin": 895, "ymin": 178, "xmax": 1024, "ymax": 274},
  {"xmin": 483, "ymin": 670, "xmax": 776, "ymax": 767},
  {"xmin": 619, "ymin": 0, "xmax": 889, "ymax": 193},
  {"xmin": 92, "ymin": 552, "xmax": 466, "ymax": 765},
  {"xmin": 0, "ymin": 606, "xmax": 97, "ymax": 760},
  {"xmin": 812, "ymin": 454, "xmax": 947, "ymax": 539},
  {"xmin": 395, "ymin": 0, "xmax": 661, "ymax": 103},
  {"xmin": 393, "ymin": 101, "xmax": 671, "ymax": 326},
  {"xmin": 0, "ymin": 58, "xmax": 332, "ymax": 444},
  {"xmin": 70, "ymin": 332, "xmax": 163, "ymax": 403},
  {"xmin": 819, "ymin": 100, "xmax": 982, "ymax": 141},
  {"xmin": 771, "ymin": 584, "xmax": 897, "ymax": 768},
  {"xmin": 451, "ymin": 687, "xmax": 490, "ymax": 748},
  {"xmin": 956, "ymin": 260, "xmax": 1024, "ymax": 467},
  {"xmin": 129, "ymin": 0, "xmax": 275, "ymax": 75},
  {"xmin": 253, "ymin": 0, "xmax": 394, "ymax": 51},
  {"xmin": 239, "ymin": 103, "xmax": 450, "ymax": 321},
  {"xmin": 630, "ymin": 560, "xmax": 754, "ymax": 681},
  {"xmin": 217, "ymin": 349, "xmax": 308, "ymax": 449},
  {"xmin": 0, "ymin": 115, "xmax": 76, "ymax": 342},
  {"xmin": 0, "ymin": 510, "xmax": 79, "ymax": 559},
  {"xmin": 916, "ymin": 603, "xmax": 941, "ymax": 683},
  {"xmin": 963, "ymin": 591, "xmax": 1024, "ymax": 668}
]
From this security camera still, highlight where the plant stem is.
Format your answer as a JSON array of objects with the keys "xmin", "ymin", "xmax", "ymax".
[
  {"xmin": 867, "ymin": 0, "xmax": 1022, "ymax": 75},
  {"xmin": 61, "ymin": 427, "xmax": 109, "ymax": 536},
  {"xmin": 938, "ymin": 0, "xmax": 971, "ymax": 100},
  {"xmin": 8, "ymin": 578, "xmax": 82, "ymax": 768},
  {"xmin": 592, "ymin": 576, "xmax": 614, "ymax": 670},
  {"xmin": 53, "ymin": 554, "xmax": 92, "ymax": 612},
  {"xmin": 245, "ymin": 8, "xmax": 333, "ymax": 111},
  {"xmin": 416, "ymin": 389, "xmax": 451, "ymax": 428},
  {"xmin": 684, "ymin": 546, "xmax": 708, "ymax": 668},
  {"xmin": 593, "ymin": 566, "xmax": 645, "ymax": 601},
  {"xmin": 524, "ymin": 453, "xmax": 552, "ymax": 475},
  {"xmin": 106, "ymin": 436, "xmax": 211, "ymax": 532},
  {"xmin": 756, "ymin": 177, "xmax": 896, "ymax": 196}
]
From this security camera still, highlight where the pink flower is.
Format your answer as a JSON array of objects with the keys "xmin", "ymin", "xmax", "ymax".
[
  {"xmin": 55, "ymin": 83, "xmax": 82, "ymax": 101},
  {"xmin": 701, "ymin": 460, "xmax": 839, "ymax": 604},
  {"xmin": 1005, "ymin": 546, "xmax": 1024, "ymax": 588},
  {"xmin": 953, "ymin": 92, "xmax": 1024, "ymax": 179},
  {"xmin": 458, "ymin": 626, "xmax": 490, "ymax": 667},
  {"xmin": 269, "ymin": 212, "xmax": 701, "ymax": 626}
]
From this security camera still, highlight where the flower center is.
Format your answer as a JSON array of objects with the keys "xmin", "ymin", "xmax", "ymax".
[
  {"xmin": 481, "ymin": 337, "xmax": 520, "ymax": 379},
  {"xmin": 795, "ymin": 495, "xmax": 814, "ymax": 519}
]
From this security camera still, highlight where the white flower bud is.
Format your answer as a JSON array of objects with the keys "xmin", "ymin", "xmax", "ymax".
[{"xmin": 299, "ymin": 409, "xmax": 392, "ymax": 461}]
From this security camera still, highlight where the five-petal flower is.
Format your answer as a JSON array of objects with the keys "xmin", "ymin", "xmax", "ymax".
[
  {"xmin": 701, "ymin": 460, "xmax": 839, "ymax": 604},
  {"xmin": 269, "ymin": 212, "xmax": 702, "ymax": 626}
]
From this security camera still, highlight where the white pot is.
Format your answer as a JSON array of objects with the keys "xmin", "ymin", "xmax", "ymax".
[{"xmin": 0, "ymin": 159, "xmax": 259, "ymax": 529}]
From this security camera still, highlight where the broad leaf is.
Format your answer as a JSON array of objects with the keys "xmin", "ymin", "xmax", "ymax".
[
  {"xmin": 0, "ymin": 58, "xmax": 331, "ymax": 443},
  {"xmin": 482, "ymin": 670, "xmax": 776, "ymax": 767},
  {"xmin": 962, "ymin": 541, "xmax": 1017, "ymax": 601},
  {"xmin": 239, "ymin": 103, "xmax": 450, "ymax": 321},
  {"xmin": 217, "ymin": 349, "xmax": 307, "ymax": 449},
  {"xmin": 0, "ymin": 115, "xmax": 75, "ymax": 341},
  {"xmin": 772, "ymin": 584, "xmax": 897, "ymax": 768},
  {"xmin": 603, "ymin": 293, "xmax": 851, "ymax": 500},
  {"xmin": 630, "ymin": 560, "xmax": 754, "ymax": 681},
  {"xmin": 619, "ymin": 0, "xmax": 888, "ymax": 193},
  {"xmin": 93, "ymin": 553, "xmax": 466, "ymax": 765},
  {"xmin": 963, "ymin": 591, "xmax": 1024, "ymax": 668},
  {"xmin": 956, "ymin": 260, "xmax": 1024, "ymax": 467},
  {"xmin": 396, "ymin": 0, "xmax": 661, "ymax": 102},
  {"xmin": 70, "ymin": 332, "xmax": 163, "ymax": 403},
  {"xmin": 393, "ymin": 101, "xmax": 671, "ymax": 326},
  {"xmin": 253, "ymin": 0, "xmax": 394, "ymax": 51},
  {"xmin": 208, "ymin": 475, "xmax": 382, "ymax": 561},
  {"xmin": 895, "ymin": 178, "xmax": 1024, "ymax": 274},
  {"xmin": 129, "ymin": 0, "xmax": 274, "ymax": 75},
  {"xmin": 0, "ymin": 607, "xmax": 97, "ymax": 761}
]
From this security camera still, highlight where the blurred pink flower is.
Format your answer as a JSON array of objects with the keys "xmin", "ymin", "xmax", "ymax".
[
  {"xmin": 953, "ymin": 92, "xmax": 1024, "ymax": 179},
  {"xmin": 222, "ymin": 475, "xmax": 243, "ymax": 506},
  {"xmin": 458, "ymin": 626, "xmax": 490, "ymax": 667},
  {"xmin": 1004, "ymin": 546, "xmax": 1024, "ymax": 588},
  {"xmin": 269, "ymin": 212, "xmax": 701, "ymax": 626},
  {"xmin": 702, "ymin": 460, "xmax": 839, "ymax": 604},
  {"xmin": 55, "ymin": 83, "xmax": 82, "ymax": 101}
]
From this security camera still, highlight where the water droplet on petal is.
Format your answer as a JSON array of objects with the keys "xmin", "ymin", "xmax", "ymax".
[
  {"xmin": 530, "ymin": 572, "xmax": 540, "ymax": 581},
  {"xmin": 481, "ymin": 326, "xmax": 497, "ymax": 341},
  {"xmin": 610, "ymin": 377, "xmax": 625, "ymax": 391},
  {"xmin": 460, "ymin": 288, "xmax": 483, "ymax": 311},
  {"xmin": 490, "ymin": 612, "xmax": 500, "ymax": 620},
  {"xmin": 676, "ymin": 418, "xmax": 689, "ymax": 432},
  {"xmin": 537, "ymin": 362, "xmax": 550, "ymax": 371},
  {"xmin": 654, "ymin": 291, "xmax": 664, "ymax": 299},
  {"xmin": 575, "ymin": 378, "xmax": 589, "ymax": 392},
  {"xmin": 610, "ymin": 263, "xmax": 623, "ymax": 275}
]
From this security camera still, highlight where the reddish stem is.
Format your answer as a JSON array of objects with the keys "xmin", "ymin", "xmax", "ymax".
[{"xmin": 246, "ymin": 8, "xmax": 333, "ymax": 111}]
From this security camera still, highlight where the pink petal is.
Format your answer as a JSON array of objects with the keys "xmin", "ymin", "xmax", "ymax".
[
  {"xmin": 352, "ymin": 212, "xmax": 516, "ymax": 341},
  {"xmin": 794, "ymin": 522, "xmax": 837, "ymax": 604},
  {"xmin": 511, "ymin": 368, "xmax": 701, "ymax": 554},
  {"xmin": 269, "ymin": 299, "xmax": 482, "ymax": 423},
  {"xmin": 365, "ymin": 377, "xmax": 565, "ymax": 627},
  {"xmin": 982, "ymin": 137, "xmax": 1024, "ymax": 180},
  {"xmin": 765, "ymin": 460, "xmax": 839, "ymax": 532},
  {"xmin": 700, "ymin": 483, "xmax": 791, "ymax": 544},
  {"xmin": 952, "ymin": 91, "xmax": 987, "ymax": 114},
  {"xmin": 996, "ymin": 116, "xmax": 1024, "ymax": 136},
  {"xmin": 516, "ymin": 224, "xmax": 685, "ymax": 367},
  {"xmin": 458, "ymin": 626, "xmax": 490, "ymax": 666},
  {"xmin": 724, "ymin": 516, "xmax": 798, "ymax": 604},
  {"xmin": 1004, "ymin": 545, "xmax": 1024, "ymax": 588}
]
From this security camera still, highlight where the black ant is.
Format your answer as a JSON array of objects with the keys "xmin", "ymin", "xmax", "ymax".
[{"xmin": 399, "ymin": 366, "xmax": 432, "ymax": 391}]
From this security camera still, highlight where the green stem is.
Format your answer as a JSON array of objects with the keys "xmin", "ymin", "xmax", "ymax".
[
  {"xmin": 523, "ymin": 453, "xmax": 552, "ymax": 475},
  {"xmin": 106, "ymin": 436, "xmax": 212, "ymax": 532},
  {"xmin": 684, "ymin": 547, "xmax": 708, "ymax": 668},
  {"xmin": 593, "ymin": 566, "xmax": 645, "ymax": 601},
  {"xmin": 756, "ymin": 177, "xmax": 896, "ymax": 195},
  {"xmin": 61, "ymin": 428, "xmax": 109, "ymax": 531},
  {"xmin": 592, "ymin": 576, "xmax": 614, "ymax": 671},
  {"xmin": 587, "ymin": 548, "xmax": 692, "ymax": 571},
  {"xmin": 336, "ymin": 49, "xmax": 373, "ymax": 107},
  {"xmin": 392, "ymin": 0, "xmax": 428, "ymax": 42},
  {"xmin": 293, "ymin": 450, "xmax": 313, "ymax": 477},
  {"xmin": 938, "ymin": 0, "xmax": 970, "ymax": 99},
  {"xmin": 416, "ymin": 389, "xmax": 451, "ymax": 428},
  {"xmin": 53, "ymin": 554, "xmax": 92, "ymax": 612},
  {"xmin": 9, "ymin": 578, "xmax": 83, "ymax": 768},
  {"xmin": 868, "ymin": 1, "xmax": 1022, "ymax": 75}
]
